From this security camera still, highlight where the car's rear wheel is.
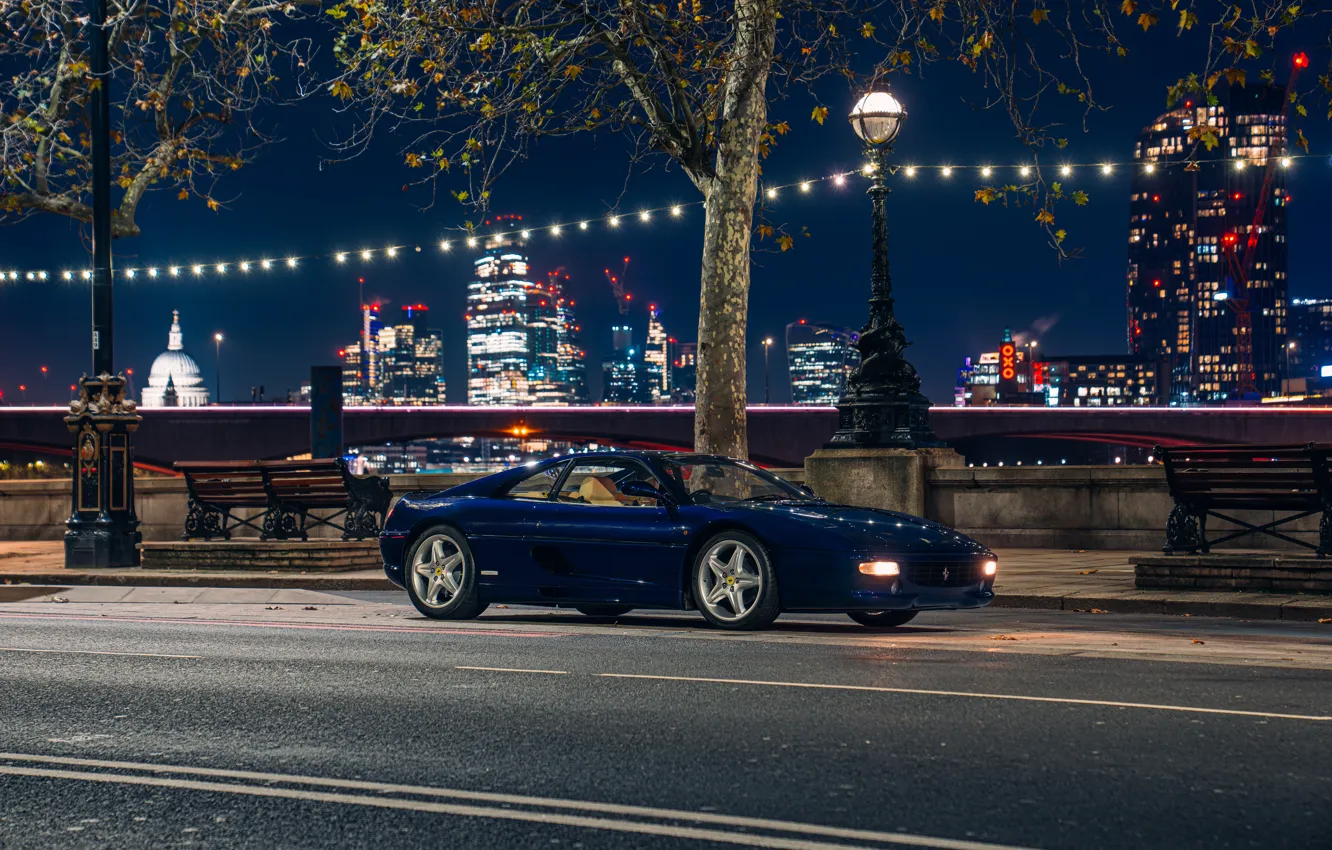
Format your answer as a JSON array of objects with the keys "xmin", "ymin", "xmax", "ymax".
[
  {"xmin": 848, "ymin": 610, "xmax": 918, "ymax": 628},
  {"xmin": 405, "ymin": 526, "xmax": 486, "ymax": 620},
  {"xmin": 575, "ymin": 605, "xmax": 633, "ymax": 619},
  {"xmin": 692, "ymin": 532, "xmax": 779, "ymax": 631}
]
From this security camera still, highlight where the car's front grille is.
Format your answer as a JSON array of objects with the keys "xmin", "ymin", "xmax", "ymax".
[{"xmin": 905, "ymin": 560, "xmax": 982, "ymax": 587}]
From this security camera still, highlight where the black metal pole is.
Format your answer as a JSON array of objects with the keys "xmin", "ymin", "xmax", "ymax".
[
  {"xmin": 89, "ymin": 0, "xmax": 112, "ymax": 375},
  {"xmin": 65, "ymin": 0, "xmax": 141, "ymax": 569},
  {"xmin": 825, "ymin": 145, "xmax": 939, "ymax": 449}
]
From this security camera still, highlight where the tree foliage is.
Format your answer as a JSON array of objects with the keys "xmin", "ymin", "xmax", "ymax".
[{"xmin": 0, "ymin": 0, "xmax": 321, "ymax": 237}]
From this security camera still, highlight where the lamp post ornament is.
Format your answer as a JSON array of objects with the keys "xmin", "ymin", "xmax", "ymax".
[{"xmin": 826, "ymin": 90, "xmax": 941, "ymax": 450}]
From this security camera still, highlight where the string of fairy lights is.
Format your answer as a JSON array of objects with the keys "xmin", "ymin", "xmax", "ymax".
[{"xmin": 0, "ymin": 150, "xmax": 1324, "ymax": 284}]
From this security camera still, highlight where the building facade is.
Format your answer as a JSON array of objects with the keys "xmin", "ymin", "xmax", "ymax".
[
  {"xmin": 466, "ymin": 222, "xmax": 535, "ymax": 405},
  {"xmin": 1044, "ymin": 355, "xmax": 1158, "ymax": 407},
  {"xmin": 1288, "ymin": 299, "xmax": 1332, "ymax": 380},
  {"xmin": 644, "ymin": 306, "xmax": 671, "ymax": 403},
  {"xmin": 142, "ymin": 311, "xmax": 210, "ymax": 408},
  {"xmin": 343, "ymin": 303, "xmax": 445, "ymax": 406},
  {"xmin": 602, "ymin": 324, "xmax": 651, "ymax": 404},
  {"xmin": 1128, "ymin": 84, "xmax": 1289, "ymax": 403},
  {"xmin": 671, "ymin": 341, "xmax": 697, "ymax": 403},
  {"xmin": 785, "ymin": 320, "xmax": 860, "ymax": 405}
]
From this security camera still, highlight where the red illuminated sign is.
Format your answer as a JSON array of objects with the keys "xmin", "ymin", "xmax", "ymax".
[{"xmin": 999, "ymin": 343, "xmax": 1017, "ymax": 382}]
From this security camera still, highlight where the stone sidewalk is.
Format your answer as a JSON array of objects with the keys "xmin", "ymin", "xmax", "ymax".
[{"xmin": 1, "ymin": 542, "xmax": 1329, "ymax": 621}]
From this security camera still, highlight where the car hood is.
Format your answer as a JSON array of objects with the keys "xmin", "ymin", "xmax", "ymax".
[{"xmin": 745, "ymin": 502, "xmax": 991, "ymax": 556}]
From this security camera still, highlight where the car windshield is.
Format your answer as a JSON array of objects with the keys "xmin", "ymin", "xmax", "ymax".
[{"xmin": 658, "ymin": 457, "xmax": 808, "ymax": 504}]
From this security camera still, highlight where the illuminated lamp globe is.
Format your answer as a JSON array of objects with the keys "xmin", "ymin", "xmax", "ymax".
[{"xmin": 849, "ymin": 91, "xmax": 906, "ymax": 147}]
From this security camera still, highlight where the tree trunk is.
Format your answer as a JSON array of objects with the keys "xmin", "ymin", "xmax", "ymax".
[{"xmin": 692, "ymin": 0, "xmax": 776, "ymax": 459}]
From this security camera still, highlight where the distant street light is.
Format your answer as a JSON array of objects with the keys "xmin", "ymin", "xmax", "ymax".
[
  {"xmin": 214, "ymin": 333, "xmax": 224, "ymax": 403},
  {"xmin": 762, "ymin": 338, "xmax": 774, "ymax": 404},
  {"xmin": 827, "ymin": 90, "xmax": 939, "ymax": 448}
]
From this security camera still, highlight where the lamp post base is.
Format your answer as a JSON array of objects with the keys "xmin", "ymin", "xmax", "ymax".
[
  {"xmin": 64, "ymin": 523, "xmax": 142, "ymax": 569},
  {"xmin": 824, "ymin": 390, "xmax": 942, "ymax": 451}
]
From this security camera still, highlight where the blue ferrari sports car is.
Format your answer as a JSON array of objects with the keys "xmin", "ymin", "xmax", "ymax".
[{"xmin": 380, "ymin": 451, "xmax": 996, "ymax": 630}]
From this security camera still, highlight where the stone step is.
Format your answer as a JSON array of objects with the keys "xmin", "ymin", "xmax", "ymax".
[
  {"xmin": 140, "ymin": 541, "xmax": 381, "ymax": 572},
  {"xmin": 1132, "ymin": 556, "xmax": 1332, "ymax": 594}
]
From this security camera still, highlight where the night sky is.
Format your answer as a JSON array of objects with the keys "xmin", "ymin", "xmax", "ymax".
[{"xmin": 1, "ymin": 28, "xmax": 1328, "ymax": 407}]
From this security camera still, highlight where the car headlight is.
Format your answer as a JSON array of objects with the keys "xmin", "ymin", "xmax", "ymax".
[
  {"xmin": 858, "ymin": 561, "xmax": 900, "ymax": 577},
  {"xmin": 983, "ymin": 559, "xmax": 998, "ymax": 577}
]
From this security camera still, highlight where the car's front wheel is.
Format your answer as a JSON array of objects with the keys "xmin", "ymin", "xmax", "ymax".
[
  {"xmin": 405, "ymin": 525, "xmax": 486, "ymax": 620},
  {"xmin": 848, "ymin": 610, "xmax": 918, "ymax": 628},
  {"xmin": 692, "ymin": 532, "xmax": 779, "ymax": 630}
]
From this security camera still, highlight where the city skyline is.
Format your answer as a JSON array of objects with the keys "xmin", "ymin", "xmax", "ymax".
[{"xmin": 2, "ymin": 55, "xmax": 1331, "ymax": 406}]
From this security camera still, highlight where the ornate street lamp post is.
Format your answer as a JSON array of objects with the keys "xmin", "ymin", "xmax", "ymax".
[
  {"xmin": 64, "ymin": 0, "xmax": 141, "ymax": 568},
  {"xmin": 825, "ymin": 90, "xmax": 940, "ymax": 449}
]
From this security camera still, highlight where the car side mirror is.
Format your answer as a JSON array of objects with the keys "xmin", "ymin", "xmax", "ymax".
[
  {"xmin": 799, "ymin": 484, "xmax": 816, "ymax": 496},
  {"xmin": 619, "ymin": 481, "xmax": 673, "ymax": 506}
]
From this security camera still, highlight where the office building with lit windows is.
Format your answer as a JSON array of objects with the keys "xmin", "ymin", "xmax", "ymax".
[
  {"xmin": 672, "ymin": 341, "xmax": 697, "ymax": 403},
  {"xmin": 381, "ymin": 304, "xmax": 446, "ymax": 405},
  {"xmin": 785, "ymin": 320, "xmax": 860, "ymax": 405},
  {"xmin": 1128, "ymin": 84, "xmax": 1289, "ymax": 402},
  {"xmin": 602, "ymin": 324, "xmax": 651, "ymax": 404},
  {"xmin": 466, "ymin": 219, "xmax": 536, "ymax": 406},
  {"xmin": 343, "ymin": 304, "xmax": 446, "ymax": 405},
  {"xmin": 1044, "ymin": 355, "xmax": 1158, "ymax": 407},
  {"xmin": 644, "ymin": 305, "xmax": 671, "ymax": 403},
  {"xmin": 1288, "ymin": 299, "xmax": 1332, "ymax": 380}
]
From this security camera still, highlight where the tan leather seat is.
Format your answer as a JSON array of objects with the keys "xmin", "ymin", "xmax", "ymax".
[{"xmin": 578, "ymin": 476, "xmax": 623, "ymax": 506}]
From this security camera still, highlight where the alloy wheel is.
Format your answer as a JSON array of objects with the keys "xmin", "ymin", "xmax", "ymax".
[
  {"xmin": 411, "ymin": 534, "xmax": 466, "ymax": 609},
  {"xmin": 697, "ymin": 539, "xmax": 764, "ymax": 622}
]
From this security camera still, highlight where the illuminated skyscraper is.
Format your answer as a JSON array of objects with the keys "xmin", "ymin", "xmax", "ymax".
[
  {"xmin": 382, "ymin": 304, "xmax": 446, "ymax": 405},
  {"xmin": 603, "ymin": 324, "xmax": 650, "ymax": 404},
  {"xmin": 467, "ymin": 219, "xmax": 535, "ymax": 405},
  {"xmin": 1128, "ymin": 84, "xmax": 1289, "ymax": 402},
  {"xmin": 550, "ymin": 273, "xmax": 588, "ymax": 404},
  {"xmin": 644, "ymin": 305, "xmax": 671, "ymax": 403},
  {"xmin": 785, "ymin": 320, "xmax": 860, "ymax": 405}
]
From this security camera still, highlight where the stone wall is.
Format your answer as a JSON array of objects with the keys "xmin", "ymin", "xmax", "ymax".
[
  {"xmin": 927, "ymin": 466, "xmax": 1320, "ymax": 552},
  {"xmin": 1, "ymin": 465, "xmax": 1314, "ymax": 551}
]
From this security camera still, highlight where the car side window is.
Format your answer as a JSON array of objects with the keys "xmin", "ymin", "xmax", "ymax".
[
  {"xmin": 502, "ymin": 462, "xmax": 569, "ymax": 501},
  {"xmin": 556, "ymin": 461, "xmax": 662, "ymax": 507}
]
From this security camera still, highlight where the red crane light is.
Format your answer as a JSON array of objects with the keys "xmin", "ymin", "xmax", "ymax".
[
  {"xmin": 1294, "ymin": 52, "xmax": 1309, "ymax": 69},
  {"xmin": 1152, "ymin": 195, "xmax": 1160, "ymax": 202}
]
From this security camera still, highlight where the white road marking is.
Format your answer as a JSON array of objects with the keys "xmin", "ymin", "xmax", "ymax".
[
  {"xmin": 456, "ymin": 665, "xmax": 568, "ymax": 675},
  {"xmin": 0, "ymin": 647, "xmax": 200, "ymax": 660},
  {"xmin": 598, "ymin": 674, "xmax": 1332, "ymax": 722},
  {"xmin": 0, "ymin": 757, "xmax": 1040, "ymax": 850}
]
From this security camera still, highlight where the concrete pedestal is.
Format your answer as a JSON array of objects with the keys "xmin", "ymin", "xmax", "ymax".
[{"xmin": 805, "ymin": 447, "xmax": 963, "ymax": 516}]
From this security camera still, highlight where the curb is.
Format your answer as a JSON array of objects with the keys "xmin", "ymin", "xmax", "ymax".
[
  {"xmin": 991, "ymin": 592, "xmax": 1332, "ymax": 622},
  {"xmin": 0, "ymin": 571, "xmax": 396, "ymax": 592}
]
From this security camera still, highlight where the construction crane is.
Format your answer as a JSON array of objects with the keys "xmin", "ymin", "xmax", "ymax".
[
  {"xmin": 604, "ymin": 256, "xmax": 632, "ymax": 316},
  {"xmin": 1219, "ymin": 51, "xmax": 1308, "ymax": 399}
]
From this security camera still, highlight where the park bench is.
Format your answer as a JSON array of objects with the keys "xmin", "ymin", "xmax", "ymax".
[
  {"xmin": 176, "ymin": 459, "xmax": 391, "ymax": 542},
  {"xmin": 1156, "ymin": 443, "xmax": 1332, "ymax": 557}
]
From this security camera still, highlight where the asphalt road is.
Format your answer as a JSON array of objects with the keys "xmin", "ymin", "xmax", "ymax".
[{"xmin": 0, "ymin": 594, "xmax": 1329, "ymax": 850}]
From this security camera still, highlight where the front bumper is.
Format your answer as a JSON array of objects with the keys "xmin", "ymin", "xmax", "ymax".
[{"xmin": 778, "ymin": 550, "xmax": 997, "ymax": 612}]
